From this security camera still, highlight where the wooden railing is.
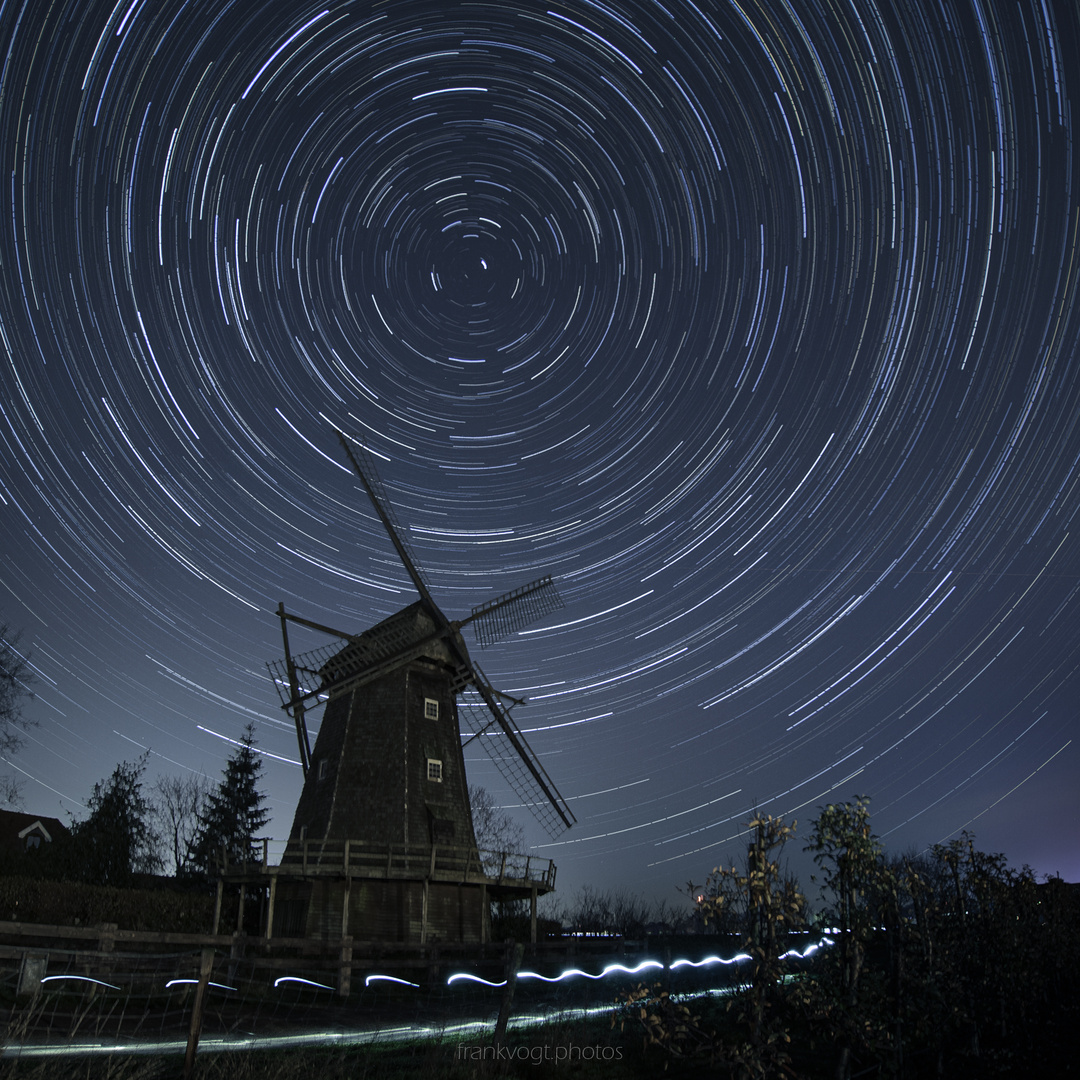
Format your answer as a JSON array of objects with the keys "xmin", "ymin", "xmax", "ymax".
[{"xmin": 216, "ymin": 839, "xmax": 556, "ymax": 890}]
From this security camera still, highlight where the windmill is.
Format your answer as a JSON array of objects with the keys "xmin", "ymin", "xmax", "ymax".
[{"xmin": 261, "ymin": 431, "xmax": 575, "ymax": 944}]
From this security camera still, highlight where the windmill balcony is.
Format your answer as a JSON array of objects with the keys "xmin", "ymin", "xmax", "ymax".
[
  {"xmin": 211, "ymin": 839, "xmax": 556, "ymax": 945},
  {"xmin": 213, "ymin": 838, "xmax": 554, "ymax": 891}
]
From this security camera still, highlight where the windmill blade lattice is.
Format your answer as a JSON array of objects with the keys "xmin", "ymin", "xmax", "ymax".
[
  {"xmin": 458, "ymin": 700, "xmax": 575, "ymax": 837},
  {"xmin": 469, "ymin": 575, "xmax": 564, "ymax": 647}
]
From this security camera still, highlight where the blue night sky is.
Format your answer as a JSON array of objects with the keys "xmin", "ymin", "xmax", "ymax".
[{"xmin": 1, "ymin": 0, "xmax": 1078, "ymax": 902}]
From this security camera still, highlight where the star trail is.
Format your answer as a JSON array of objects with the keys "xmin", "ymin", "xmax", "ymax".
[{"xmin": 1, "ymin": 0, "xmax": 1078, "ymax": 898}]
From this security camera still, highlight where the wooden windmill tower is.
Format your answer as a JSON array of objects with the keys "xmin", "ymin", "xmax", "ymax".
[{"xmin": 262, "ymin": 432, "xmax": 575, "ymax": 944}]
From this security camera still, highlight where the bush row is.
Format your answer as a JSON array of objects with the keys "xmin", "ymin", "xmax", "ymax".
[{"xmin": 0, "ymin": 873, "xmax": 215, "ymax": 933}]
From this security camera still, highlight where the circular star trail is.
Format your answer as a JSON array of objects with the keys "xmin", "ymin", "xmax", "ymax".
[{"xmin": 1, "ymin": 0, "xmax": 1078, "ymax": 893}]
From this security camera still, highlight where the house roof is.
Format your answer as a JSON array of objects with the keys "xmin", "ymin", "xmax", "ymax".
[{"xmin": 0, "ymin": 809, "xmax": 69, "ymax": 852}]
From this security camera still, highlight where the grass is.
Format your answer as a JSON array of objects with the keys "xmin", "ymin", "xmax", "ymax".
[{"xmin": 0, "ymin": 1012, "xmax": 656, "ymax": 1080}]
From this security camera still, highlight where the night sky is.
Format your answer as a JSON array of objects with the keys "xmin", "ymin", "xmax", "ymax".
[{"xmin": 1, "ymin": 0, "xmax": 1078, "ymax": 903}]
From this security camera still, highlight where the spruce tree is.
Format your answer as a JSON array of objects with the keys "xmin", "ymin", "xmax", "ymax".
[{"xmin": 190, "ymin": 723, "xmax": 269, "ymax": 874}]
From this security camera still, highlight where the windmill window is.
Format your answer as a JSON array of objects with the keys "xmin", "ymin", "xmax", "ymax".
[
  {"xmin": 426, "ymin": 759, "xmax": 443, "ymax": 782},
  {"xmin": 318, "ymin": 759, "xmax": 328, "ymax": 781},
  {"xmin": 424, "ymin": 698, "xmax": 439, "ymax": 721}
]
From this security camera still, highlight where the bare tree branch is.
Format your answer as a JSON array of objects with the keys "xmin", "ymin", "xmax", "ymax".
[
  {"xmin": 1, "ymin": 620, "xmax": 36, "ymax": 808},
  {"xmin": 154, "ymin": 772, "xmax": 211, "ymax": 876}
]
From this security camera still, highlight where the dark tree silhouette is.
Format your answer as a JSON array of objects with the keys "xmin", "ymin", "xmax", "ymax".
[
  {"xmin": 189, "ymin": 723, "xmax": 270, "ymax": 874},
  {"xmin": 75, "ymin": 753, "xmax": 163, "ymax": 885},
  {"xmin": 1, "ymin": 619, "xmax": 35, "ymax": 807}
]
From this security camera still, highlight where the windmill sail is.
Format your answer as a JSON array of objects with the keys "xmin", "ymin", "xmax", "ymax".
[
  {"xmin": 456, "ymin": 656, "xmax": 576, "ymax": 833},
  {"xmin": 282, "ymin": 429, "xmax": 579, "ymax": 837},
  {"xmin": 468, "ymin": 575, "xmax": 564, "ymax": 648},
  {"xmin": 336, "ymin": 430, "xmax": 434, "ymax": 603},
  {"xmin": 459, "ymin": 698, "xmax": 576, "ymax": 836}
]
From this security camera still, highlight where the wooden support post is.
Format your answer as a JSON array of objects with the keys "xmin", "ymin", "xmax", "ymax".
[
  {"xmin": 530, "ymin": 886, "xmax": 538, "ymax": 944},
  {"xmin": 338, "ymin": 936, "xmax": 353, "ymax": 998},
  {"xmin": 341, "ymin": 876, "xmax": 351, "ymax": 939},
  {"xmin": 212, "ymin": 880, "xmax": 223, "ymax": 936},
  {"xmin": 427, "ymin": 941, "xmax": 441, "ymax": 986},
  {"xmin": 265, "ymin": 873, "xmax": 277, "ymax": 940},
  {"xmin": 183, "ymin": 947, "xmax": 214, "ymax": 1079},
  {"xmin": 480, "ymin": 882, "xmax": 488, "ymax": 944},
  {"xmin": 420, "ymin": 879, "xmax": 429, "ymax": 944},
  {"xmin": 235, "ymin": 885, "xmax": 246, "ymax": 933}
]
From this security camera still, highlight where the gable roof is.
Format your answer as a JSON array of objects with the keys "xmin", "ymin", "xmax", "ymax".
[{"xmin": 0, "ymin": 809, "xmax": 69, "ymax": 852}]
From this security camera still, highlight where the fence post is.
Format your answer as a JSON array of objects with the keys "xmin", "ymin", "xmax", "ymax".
[
  {"xmin": 95, "ymin": 923, "xmax": 117, "ymax": 990},
  {"xmin": 492, "ymin": 942, "xmax": 525, "ymax": 1047},
  {"xmin": 97, "ymin": 923, "xmax": 117, "ymax": 954},
  {"xmin": 338, "ymin": 936, "xmax": 353, "ymax": 997},
  {"xmin": 16, "ymin": 953, "xmax": 46, "ymax": 998},
  {"xmin": 183, "ymin": 947, "xmax": 214, "ymax": 1079}
]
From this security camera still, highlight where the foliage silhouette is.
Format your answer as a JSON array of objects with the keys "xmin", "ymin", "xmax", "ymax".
[
  {"xmin": 0, "ymin": 618, "xmax": 35, "ymax": 807},
  {"xmin": 71, "ymin": 753, "xmax": 163, "ymax": 886},
  {"xmin": 188, "ymin": 722, "xmax": 270, "ymax": 876}
]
